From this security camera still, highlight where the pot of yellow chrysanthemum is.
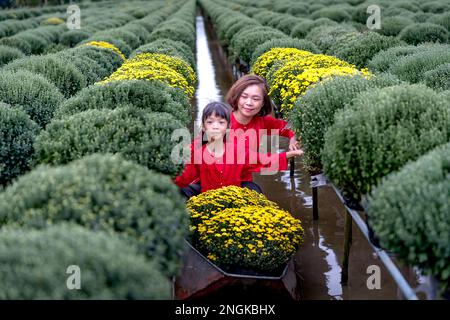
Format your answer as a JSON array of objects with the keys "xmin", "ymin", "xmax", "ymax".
[{"xmin": 174, "ymin": 186, "xmax": 304, "ymax": 301}]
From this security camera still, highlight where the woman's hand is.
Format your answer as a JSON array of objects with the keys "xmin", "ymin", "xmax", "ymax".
[
  {"xmin": 286, "ymin": 149, "xmax": 304, "ymax": 159},
  {"xmin": 289, "ymin": 137, "xmax": 301, "ymax": 151}
]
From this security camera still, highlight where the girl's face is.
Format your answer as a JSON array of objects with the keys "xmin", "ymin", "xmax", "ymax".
[
  {"xmin": 236, "ymin": 84, "xmax": 264, "ymax": 119},
  {"xmin": 202, "ymin": 113, "xmax": 228, "ymax": 142}
]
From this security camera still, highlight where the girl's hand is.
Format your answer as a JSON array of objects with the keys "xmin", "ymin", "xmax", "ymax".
[
  {"xmin": 289, "ymin": 137, "xmax": 300, "ymax": 151},
  {"xmin": 286, "ymin": 149, "xmax": 304, "ymax": 159}
]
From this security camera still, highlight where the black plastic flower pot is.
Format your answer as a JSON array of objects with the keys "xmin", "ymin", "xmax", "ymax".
[
  {"xmin": 173, "ymin": 240, "xmax": 300, "ymax": 301},
  {"xmin": 342, "ymin": 193, "xmax": 364, "ymax": 211},
  {"xmin": 364, "ymin": 213, "xmax": 383, "ymax": 249}
]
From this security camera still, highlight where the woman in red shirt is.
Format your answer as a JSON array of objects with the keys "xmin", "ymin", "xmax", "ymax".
[
  {"xmin": 226, "ymin": 74, "xmax": 302, "ymax": 183},
  {"xmin": 175, "ymin": 102, "xmax": 303, "ymax": 198}
]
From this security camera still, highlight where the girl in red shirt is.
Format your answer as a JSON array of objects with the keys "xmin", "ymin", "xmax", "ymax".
[
  {"xmin": 226, "ymin": 74, "xmax": 302, "ymax": 183},
  {"xmin": 175, "ymin": 102, "xmax": 303, "ymax": 198}
]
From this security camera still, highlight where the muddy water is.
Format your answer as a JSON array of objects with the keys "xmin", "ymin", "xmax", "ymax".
[
  {"xmin": 193, "ymin": 14, "xmax": 422, "ymax": 300},
  {"xmin": 192, "ymin": 15, "xmax": 234, "ymax": 133}
]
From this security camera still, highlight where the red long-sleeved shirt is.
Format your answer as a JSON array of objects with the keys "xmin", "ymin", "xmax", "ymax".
[
  {"xmin": 174, "ymin": 138, "xmax": 288, "ymax": 193},
  {"xmin": 230, "ymin": 112, "xmax": 295, "ymax": 142},
  {"xmin": 230, "ymin": 112, "xmax": 295, "ymax": 181}
]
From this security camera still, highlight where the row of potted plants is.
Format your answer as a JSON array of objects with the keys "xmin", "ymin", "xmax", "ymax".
[{"xmin": 0, "ymin": 0, "xmax": 197, "ymax": 299}]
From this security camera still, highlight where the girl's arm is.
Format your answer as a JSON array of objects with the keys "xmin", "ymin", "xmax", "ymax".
[
  {"xmin": 174, "ymin": 163, "xmax": 200, "ymax": 188},
  {"xmin": 174, "ymin": 144, "xmax": 200, "ymax": 188}
]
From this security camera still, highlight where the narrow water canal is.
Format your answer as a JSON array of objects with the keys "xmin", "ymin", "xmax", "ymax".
[{"xmin": 192, "ymin": 13, "xmax": 422, "ymax": 300}]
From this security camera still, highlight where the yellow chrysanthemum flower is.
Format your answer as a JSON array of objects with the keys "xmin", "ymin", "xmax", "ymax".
[
  {"xmin": 42, "ymin": 17, "xmax": 65, "ymax": 25},
  {"xmin": 186, "ymin": 187, "xmax": 304, "ymax": 273},
  {"xmin": 81, "ymin": 41, "xmax": 126, "ymax": 60},
  {"xmin": 96, "ymin": 53, "xmax": 195, "ymax": 97},
  {"xmin": 251, "ymin": 47, "xmax": 373, "ymax": 112},
  {"xmin": 251, "ymin": 47, "xmax": 313, "ymax": 79}
]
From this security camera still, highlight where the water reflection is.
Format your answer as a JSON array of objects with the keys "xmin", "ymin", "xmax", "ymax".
[
  {"xmin": 195, "ymin": 15, "xmax": 222, "ymax": 128},
  {"xmin": 318, "ymin": 233, "xmax": 343, "ymax": 299},
  {"xmin": 279, "ymin": 170, "xmax": 312, "ymax": 208}
]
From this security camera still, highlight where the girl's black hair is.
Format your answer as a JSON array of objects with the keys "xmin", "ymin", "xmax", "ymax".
[
  {"xmin": 201, "ymin": 101, "xmax": 230, "ymax": 124},
  {"xmin": 201, "ymin": 102, "xmax": 230, "ymax": 145}
]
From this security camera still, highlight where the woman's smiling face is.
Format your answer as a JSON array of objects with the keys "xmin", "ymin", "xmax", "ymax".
[{"xmin": 236, "ymin": 84, "xmax": 264, "ymax": 119}]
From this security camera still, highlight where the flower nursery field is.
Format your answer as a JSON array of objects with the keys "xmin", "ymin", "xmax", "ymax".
[{"xmin": 0, "ymin": 0, "xmax": 449, "ymax": 300}]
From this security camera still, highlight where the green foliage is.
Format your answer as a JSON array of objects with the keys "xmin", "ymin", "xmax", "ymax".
[
  {"xmin": 289, "ymin": 74, "xmax": 402, "ymax": 172},
  {"xmin": 0, "ymin": 103, "xmax": 39, "ymax": 187},
  {"xmin": 332, "ymin": 32, "xmax": 404, "ymax": 68},
  {"xmin": 122, "ymin": 23, "xmax": 151, "ymax": 44},
  {"xmin": 384, "ymin": 7, "xmax": 416, "ymax": 20},
  {"xmin": 423, "ymin": 63, "xmax": 450, "ymax": 91},
  {"xmin": 309, "ymin": 4, "xmax": 326, "ymax": 13},
  {"xmin": 93, "ymin": 29, "xmax": 141, "ymax": 50},
  {"xmin": 35, "ymin": 107, "xmax": 185, "ymax": 176},
  {"xmin": 55, "ymin": 45, "xmax": 123, "ymax": 84},
  {"xmin": 0, "ymin": 26, "xmax": 63, "ymax": 54},
  {"xmin": 44, "ymin": 43, "xmax": 68, "ymax": 54},
  {"xmin": 59, "ymin": 30, "xmax": 90, "ymax": 47},
  {"xmin": 253, "ymin": 11, "xmax": 277, "ymax": 25},
  {"xmin": 0, "ymin": 44, "xmax": 24, "ymax": 66},
  {"xmin": 421, "ymin": 1, "xmax": 450, "ymax": 14},
  {"xmin": 368, "ymin": 44, "xmax": 423, "ymax": 72},
  {"xmin": 240, "ymin": 7, "xmax": 263, "ymax": 17},
  {"xmin": 365, "ymin": 142, "xmax": 450, "ymax": 293},
  {"xmin": 223, "ymin": 18, "xmax": 260, "ymax": 47},
  {"xmin": 305, "ymin": 24, "xmax": 357, "ymax": 53},
  {"xmin": 351, "ymin": 2, "xmax": 373, "ymax": 24},
  {"xmin": 0, "ymin": 70, "xmax": 64, "ymax": 128},
  {"xmin": 230, "ymin": 26, "xmax": 288, "ymax": 64},
  {"xmin": 0, "ymin": 36, "xmax": 32, "ymax": 54},
  {"xmin": 322, "ymin": 84, "xmax": 450, "ymax": 201},
  {"xmin": 310, "ymin": 8, "xmax": 351, "ymax": 22},
  {"xmin": 4, "ymin": 55, "xmax": 87, "ymax": 98},
  {"xmin": 131, "ymin": 38, "xmax": 195, "ymax": 68},
  {"xmin": 286, "ymin": 4, "xmax": 310, "ymax": 16},
  {"xmin": 55, "ymin": 80, "xmax": 191, "ymax": 125},
  {"xmin": 389, "ymin": 1, "xmax": 421, "ymax": 13},
  {"xmin": 376, "ymin": 16, "xmax": 414, "ymax": 36},
  {"xmin": 428, "ymin": 12, "xmax": 450, "ymax": 32},
  {"xmin": 0, "ymin": 19, "xmax": 39, "ymax": 38},
  {"xmin": 148, "ymin": 19, "xmax": 196, "ymax": 50},
  {"xmin": 399, "ymin": 23, "xmax": 449, "ymax": 45},
  {"xmin": 389, "ymin": 46, "xmax": 450, "ymax": 83},
  {"xmin": 0, "ymin": 223, "xmax": 172, "ymax": 299},
  {"xmin": 0, "ymin": 153, "xmax": 189, "ymax": 277},
  {"xmin": 291, "ymin": 18, "xmax": 338, "ymax": 39},
  {"xmin": 274, "ymin": 16, "xmax": 303, "ymax": 35}
]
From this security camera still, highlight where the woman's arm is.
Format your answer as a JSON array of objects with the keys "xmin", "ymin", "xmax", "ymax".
[{"xmin": 263, "ymin": 116, "xmax": 301, "ymax": 151}]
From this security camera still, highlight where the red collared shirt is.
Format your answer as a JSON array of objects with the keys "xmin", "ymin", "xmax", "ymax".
[{"xmin": 174, "ymin": 138, "xmax": 288, "ymax": 193}]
